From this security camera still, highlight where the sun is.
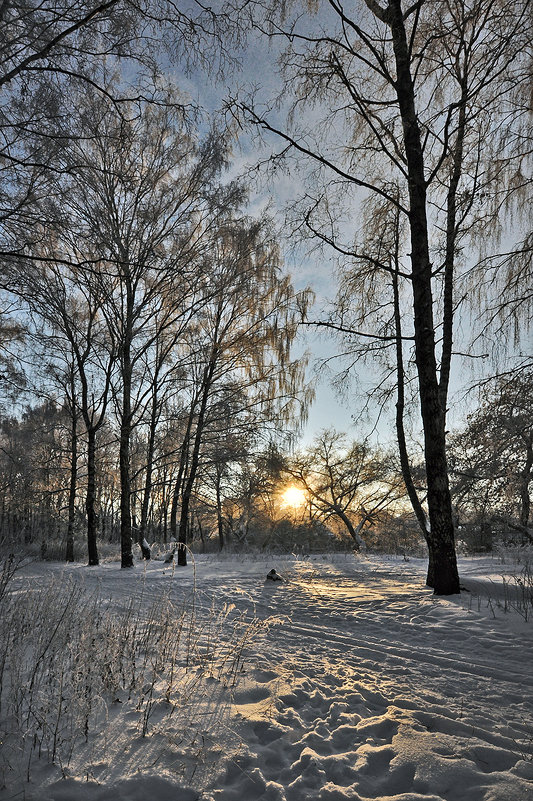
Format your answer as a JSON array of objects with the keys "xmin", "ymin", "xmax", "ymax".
[{"xmin": 281, "ymin": 485, "xmax": 307, "ymax": 509}]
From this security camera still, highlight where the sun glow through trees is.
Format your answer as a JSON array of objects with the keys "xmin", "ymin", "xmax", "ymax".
[{"xmin": 281, "ymin": 486, "xmax": 307, "ymax": 510}]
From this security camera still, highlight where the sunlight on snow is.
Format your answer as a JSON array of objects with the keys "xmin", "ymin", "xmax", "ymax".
[
  {"xmin": 3, "ymin": 555, "xmax": 533, "ymax": 801},
  {"xmin": 288, "ymin": 558, "xmax": 426, "ymax": 604}
]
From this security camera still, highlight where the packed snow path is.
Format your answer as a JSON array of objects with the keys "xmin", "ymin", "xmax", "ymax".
[{"xmin": 6, "ymin": 553, "xmax": 533, "ymax": 801}]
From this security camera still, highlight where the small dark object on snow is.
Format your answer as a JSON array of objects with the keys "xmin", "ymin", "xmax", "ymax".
[
  {"xmin": 141, "ymin": 538, "xmax": 151, "ymax": 560},
  {"xmin": 163, "ymin": 541, "xmax": 178, "ymax": 563},
  {"xmin": 266, "ymin": 568, "xmax": 283, "ymax": 582}
]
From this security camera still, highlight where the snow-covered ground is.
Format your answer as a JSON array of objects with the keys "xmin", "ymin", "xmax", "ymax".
[{"xmin": 2, "ymin": 552, "xmax": 532, "ymax": 801}]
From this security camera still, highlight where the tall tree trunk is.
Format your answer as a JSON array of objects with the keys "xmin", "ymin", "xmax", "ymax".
[
  {"xmin": 216, "ymin": 471, "xmax": 224, "ymax": 550},
  {"xmin": 392, "ymin": 269, "xmax": 433, "ymax": 584},
  {"xmin": 439, "ymin": 94, "xmax": 466, "ymax": 413},
  {"xmin": 169, "ymin": 404, "xmax": 195, "ymax": 542},
  {"xmin": 389, "ymin": 0, "xmax": 459, "ymax": 594},
  {"xmin": 139, "ymin": 384, "xmax": 159, "ymax": 555},
  {"xmin": 519, "ymin": 437, "xmax": 533, "ymax": 528},
  {"xmin": 65, "ymin": 403, "xmax": 78, "ymax": 563},
  {"xmin": 120, "ymin": 334, "xmax": 134, "ymax": 568},
  {"xmin": 160, "ymin": 467, "xmax": 168, "ymax": 544},
  {"xmin": 86, "ymin": 427, "xmax": 99, "ymax": 566},
  {"xmin": 177, "ymin": 358, "xmax": 216, "ymax": 566}
]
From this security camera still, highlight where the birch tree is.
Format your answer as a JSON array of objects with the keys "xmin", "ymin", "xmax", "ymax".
[
  {"xmin": 285, "ymin": 429, "xmax": 401, "ymax": 547},
  {"xmin": 237, "ymin": 0, "xmax": 531, "ymax": 593},
  {"xmin": 450, "ymin": 372, "xmax": 533, "ymax": 538},
  {"xmin": 11, "ymin": 253, "xmax": 116, "ymax": 565},
  {"xmin": 0, "ymin": 0, "xmax": 241, "ymax": 253},
  {"xmin": 57, "ymin": 96, "xmax": 235, "ymax": 567},
  {"xmin": 172, "ymin": 217, "xmax": 311, "ymax": 565}
]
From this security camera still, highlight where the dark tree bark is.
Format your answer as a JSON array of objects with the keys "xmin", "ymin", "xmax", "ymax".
[
  {"xmin": 519, "ymin": 437, "xmax": 533, "ymax": 528},
  {"xmin": 177, "ymin": 356, "xmax": 217, "ymax": 566},
  {"xmin": 215, "ymin": 470, "xmax": 225, "ymax": 550},
  {"xmin": 334, "ymin": 507, "xmax": 363, "ymax": 550},
  {"xmin": 386, "ymin": 0, "xmax": 459, "ymax": 594},
  {"xmin": 65, "ymin": 372, "xmax": 78, "ymax": 563},
  {"xmin": 86, "ymin": 427, "xmax": 99, "ymax": 566},
  {"xmin": 169, "ymin": 398, "xmax": 196, "ymax": 543},
  {"xmin": 119, "ymin": 311, "xmax": 134, "ymax": 568},
  {"xmin": 439, "ymin": 94, "xmax": 467, "ymax": 415},
  {"xmin": 139, "ymin": 383, "xmax": 159, "ymax": 552},
  {"xmin": 392, "ymin": 270, "xmax": 434, "ymax": 584}
]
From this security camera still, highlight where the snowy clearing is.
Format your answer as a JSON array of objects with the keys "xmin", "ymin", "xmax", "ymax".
[{"xmin": 1, "ymin": 553, "xmax": 533, "ymax": 801}]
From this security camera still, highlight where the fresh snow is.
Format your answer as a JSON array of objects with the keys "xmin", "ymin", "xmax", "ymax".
[{"xmin": 2, "ymin": 552, "xmax": 532, "ymax": 801}]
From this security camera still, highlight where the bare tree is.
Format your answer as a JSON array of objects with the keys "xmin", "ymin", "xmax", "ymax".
[
  {"xmin": 11, "ymin": 255, "xmax": 116, "ymax": 565},
  {"xmin": 51, "ymin": 94, "xmax": 236, "ymax": 567},
  {"xmin": 285, "ymin": 429, "xmax": 401, "ymax": 548},
  {"xmin": 236, "ymin": 0, "xmax": 531, "ymax": 593},
  {"xmin": 450, "ymin": 372, "xmax": 533, "ymax": 540},
  {"xmin": 172, "ymin": 217, "xmax": 311, "ymax": 565},
  {"xmin": 0, "ymin": 0, "xmax": 242, "ymax": 253}
]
